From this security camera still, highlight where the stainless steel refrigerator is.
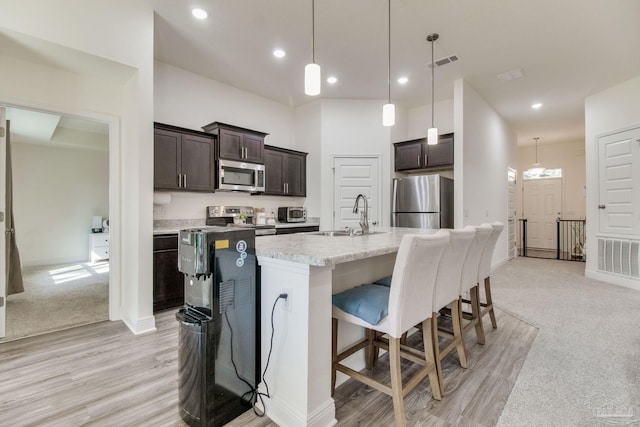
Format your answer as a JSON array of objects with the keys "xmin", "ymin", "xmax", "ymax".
[{"xmin": 391, "ymin": 174, "xmax": 453, "ymax": 229}]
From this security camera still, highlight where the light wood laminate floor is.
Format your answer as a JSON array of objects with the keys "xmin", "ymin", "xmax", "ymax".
[{"xmin": 0, "ymin": 308, "xmax": 536, "ymax": 427}]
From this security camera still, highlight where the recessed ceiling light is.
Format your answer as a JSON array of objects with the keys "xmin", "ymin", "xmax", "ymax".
[
  {"xmin": 327, "ymin": 76, "xmax": 338, "ymax": 84},
  {"xmin": 531, "ymin": 103, "xmax": 542, "ymax": 109},
  {"xmin": 273, "ymin": 49, "xmax": 286, "ymax": 58},
  {"xmin": 191, "ymin": 8, "xmax": 208, "ymax": 20},
  {"xmin": 397, "ymin": 76, "xmax": 409, "ymax": 84}
]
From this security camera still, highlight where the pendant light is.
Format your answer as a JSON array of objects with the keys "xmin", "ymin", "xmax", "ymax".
[
  {"xmin": 304, "ymin": 0, "xmax": 321, "ymax": 96},
  {"xmin": 382, "ymin": 0, "xmax": 395, "ymax": 126},
  {"xmin": 533, "ymin": 137, "xmax": 541, "ymax": 166},
  {"xmin": 426, "ymin": 33, "xmax": 439, "ymax": 145}
]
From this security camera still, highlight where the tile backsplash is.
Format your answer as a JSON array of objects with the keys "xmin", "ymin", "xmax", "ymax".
[{"xmin": 153, "ymin": 191, "xmax": 308, "ymax": 221}]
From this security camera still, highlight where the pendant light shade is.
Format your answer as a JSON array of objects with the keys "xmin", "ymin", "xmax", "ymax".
[
  {"xmin": 382, "ymin": 0, "xmax": 395, "ymax": 127},
  {"xmin": 383, "ymin": 103, "xmax": 395, "ymax": 126},
  {"xmin": 426, "ymin": 33, "xmax": 439, "ymax": 145},
  {"xmin": 305, "ymin": 63, "xmax": 321, "ymax": 96},
  {"xmin": 304, "ymin": 0, "xmax": 321, "ymax": 96},
  {"xmin": 427, "ymin": 127, "xmax": 438, "ymax": 145}
]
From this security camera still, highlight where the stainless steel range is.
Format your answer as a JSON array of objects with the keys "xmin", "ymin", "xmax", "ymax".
[{"xmin": 206, "ymin": 206, "xmax": 277, "ymax": 236}]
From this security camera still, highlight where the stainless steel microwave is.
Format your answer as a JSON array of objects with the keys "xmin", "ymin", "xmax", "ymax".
[
  {"xmin": 278, "ymin": 207, "xmax": 307, "ymax": 223},
  {"xmin": 217, "ymin": 159, "xmax": 265, "ymax": 192}
]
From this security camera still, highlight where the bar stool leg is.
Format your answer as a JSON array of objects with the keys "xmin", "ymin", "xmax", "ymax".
[
  {"xmin": 451, "ymin": 298, "xmax": 468, "ymax": 369},
  {"xmin": 471, "ymin": 285, "xmax": 486, "ymax": 345},
  {"xmin": 485, "ymin": 277, "xmax": 497, "ymax": 329},
  {"xmin": 389, "ymin": 337, "xmax": 407, "ymax": 427}
]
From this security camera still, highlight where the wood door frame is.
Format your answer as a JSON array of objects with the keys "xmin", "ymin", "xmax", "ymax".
[
  {"xmin": 508, "ymin": 167, "xmax": 517, "ymax": 260},
  {"xmin": 331, "ymin": 154, "xmax": 383, "ymax": 229},
  {"xmin": 0, "ymin": 100, "xmax": 120, "ymax": 323},
  {"xmin": 0, "ymin": 108, "xmax": 6, "ymax": 337}
]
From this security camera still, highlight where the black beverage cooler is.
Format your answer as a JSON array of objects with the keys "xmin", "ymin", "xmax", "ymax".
[{"xmin": 176, "ymin": 227, "xmax": 259, "ymax": 427}]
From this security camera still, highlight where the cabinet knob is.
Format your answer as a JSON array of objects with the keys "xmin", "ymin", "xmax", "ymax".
[{"xmin": 598, "ymin": 204, "xmax": 606, "ymax": 209}]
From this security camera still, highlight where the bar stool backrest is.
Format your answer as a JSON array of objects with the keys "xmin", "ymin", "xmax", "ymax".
[
  {"xmin": 478, "ymin": 222, "xmax": 504, "ymax": 281},
  {"xmin": 387, "ymin": 230, "xmax": 449, "ymax": 338},
  {"xmin": 460, "ymin": 225, "xmax": 492, "ymax": 294},
  {"xmin": 433, "ymin": 228, "xmax": 475, "ymax": 311}
]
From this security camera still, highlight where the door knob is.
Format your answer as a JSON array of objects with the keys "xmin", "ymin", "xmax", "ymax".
[{"xmin": 598, "ymin": 204, "xmax": 606, "ymax": 209}]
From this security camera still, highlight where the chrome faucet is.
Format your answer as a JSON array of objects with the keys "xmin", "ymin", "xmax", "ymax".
[{"xmin": 353, "ymin": 194, "xmax": 369, "ymax": 235}]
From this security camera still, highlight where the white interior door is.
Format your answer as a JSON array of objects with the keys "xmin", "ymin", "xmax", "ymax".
[
  {"xmin": 523, "ymin": 177, "xmax": 562, "ymax": 250},
  {"xmin": 508, "ymin": 168, "xmax": 517, "ymax": 259},
  {"xmin": 332, "ymin": 156, "xmax": 381, "ymax": 230},
  {"xmin": 0, "ymin": 108, "xmax": 7, "ymax": 338},
  {"xmin": 598, "ymin": 127, "xmax": 640, "ymax": 235}
]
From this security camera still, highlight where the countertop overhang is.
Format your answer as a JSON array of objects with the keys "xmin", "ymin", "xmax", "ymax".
[{"xmin": 255, "ymin": 227, "xmax": 439, "ymax": 267}]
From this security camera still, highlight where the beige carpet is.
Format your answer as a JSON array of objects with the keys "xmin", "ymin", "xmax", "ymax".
[
  {"xmin": 1, "ymin": 261, "xmax": 109, "ymax": 342},
  {"xmin": 491, "ymin": 257, "xmax": 640, "ymax": 426}
]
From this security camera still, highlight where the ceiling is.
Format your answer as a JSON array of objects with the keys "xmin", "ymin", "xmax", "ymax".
[
  {"xmin": 152, "ymin": 0, "xmax": 640, "ymax": 146},
  {"xmin": 6, "ymin": 107, "xmax": 109, "ymax": 151}
]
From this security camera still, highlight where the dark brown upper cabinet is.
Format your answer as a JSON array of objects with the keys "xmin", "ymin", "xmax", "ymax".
[
  {"xmin": 202, "ymin": 122, "xmax": 267, "ymax": 164},
  {"xmin": 264, "ymin": 145, "xmax": 307, "ymax": 197},
  {"xmin": 393, "ymin": 133, "xmax": 454, "ymax": 172},
  {"xmin": 154, "ymin": 123, "xmax": 216, "ymax": 192}
]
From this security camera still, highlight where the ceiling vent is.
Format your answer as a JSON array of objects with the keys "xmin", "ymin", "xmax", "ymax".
[
  {"xmin": 497, "ymin": 68, "xmax": 525, "ymax": 81},
  {"xmin": 428, "ymin": 54, "xmax": 459, "ymax": 68}
]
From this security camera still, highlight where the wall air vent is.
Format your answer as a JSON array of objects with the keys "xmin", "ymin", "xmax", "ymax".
[
  {"xmin": 428, "ymin": 54, "xmax": 460, "ymax": 68},
  {"xmin": 598, "ymin": 237, "xmax": 640, "ymax": 278}
]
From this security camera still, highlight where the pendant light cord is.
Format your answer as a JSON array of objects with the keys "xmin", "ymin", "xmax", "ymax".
[
  {"xmin": 387, "ymin": 0, "xmax": 391, "ymax": 103},
  {"xmin": 430, "ymin": 36, "xmax": 435, "ymax": 128},
  {"xmin": 311, "ymin": 0, "xmax": 315, "ymax": 63}
]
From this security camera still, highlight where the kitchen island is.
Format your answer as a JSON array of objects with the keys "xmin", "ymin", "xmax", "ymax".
[{"xmin": 255, "ymin": 227, "xmax": 438, "ymax": 427}]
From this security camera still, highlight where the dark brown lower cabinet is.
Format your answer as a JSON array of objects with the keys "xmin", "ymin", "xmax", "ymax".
[
  {"xmin": 153, "ymin": 234, "xmax": 184, "ymax": 312},
  {"xmin": 275, "ymin": 226, "xmax": 319, "ymax": 235}
]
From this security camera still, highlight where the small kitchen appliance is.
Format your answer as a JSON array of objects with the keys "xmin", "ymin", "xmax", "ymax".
[
  {"xmin": 176, "ymin": 227, "xmax": 259, "ymax": 427},
  {"xmin": 206, "ymin": 206, "xmax": 276, "ymax": 236},
  {"xmin": 277, "ymin": 207, "xmax": 306, "ymax": 223}
]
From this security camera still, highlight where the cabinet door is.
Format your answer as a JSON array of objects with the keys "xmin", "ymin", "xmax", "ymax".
[
  {"xmin": 218, "ymin": 128, "xmax": 244, "ymax": 161},
  {"xmin": 153, "ymin": 236, "xmax": 184, "ymax": 312},
  {"xmin": 284, "ymin": 153, "xmax": 306, "ymax": 196},
  {"xmin": 243, "ymin": 133, "xmax": 265, "ymax": 163},
  {"xmin": 154, "ymin": 128, "xmax": 181, "ymax": 190},
  {"xmin": 264, "ymin": 149, "xmax": 285, "ymax": 195},
  {"xmin": 394, "ymin": 141, "xmax": 424, "ymax": 171},
  {"xmin": 181, "ymin": 134, "xmax": 215, "ymax": 191},
  {"xmin": 426, "ymin": 134, "xmax": 454, "ymax": 167}
]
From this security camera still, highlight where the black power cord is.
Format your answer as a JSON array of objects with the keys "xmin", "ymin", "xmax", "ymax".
[{"xmin": 224, "ymin": 293, "xmax": 288, "ymax": 417}]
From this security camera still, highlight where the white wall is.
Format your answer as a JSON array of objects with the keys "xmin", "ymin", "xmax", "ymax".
[
  {"xmin": 454, "ymin": 79, "xmax": 516, "ymax": 267},
  {"xmin": 13, "ymin": 142, "xmax": 108, "ymax": 266},
  {"xmin": 584, "ymin": 74, "xmax": 640, "ymax": 285},
  {"xmin": 407, "ymin": 98, "xmax": 454, "ymax": 140},
  {"xmin": 295, "ymin": 101, "xmax": 322, "ymax": 218},
  {"xmin": 0, "ymin": 0, "xmax": 156, "ymax": 334},
  {"xmin": 517, "ymin": 139, "xmax": 586, "ymax": 219},
  {"xmin": 319, "ymin": 99, "xmax": 393, "ymax": 230},
  {"xmin": 154, "ymin": 61, "xmax": 295, "ymax": 149}
]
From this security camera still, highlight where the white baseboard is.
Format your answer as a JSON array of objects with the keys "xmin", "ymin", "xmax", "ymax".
[
  {"xmin": 261, "ymin": 392, "xmax": 336, "ymax": 427},
  {"xmin": 122, "ymin": 314, "xmax": 156, "ymax": 335},
  {"xmin": 585, "ymin": 269, "xmax": 640, "ymax": 291}
]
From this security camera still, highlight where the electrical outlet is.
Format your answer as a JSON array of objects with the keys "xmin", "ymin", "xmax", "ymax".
[{"xmin": 281, "ymin": 289, "xmax": 292, "ymax": 312}]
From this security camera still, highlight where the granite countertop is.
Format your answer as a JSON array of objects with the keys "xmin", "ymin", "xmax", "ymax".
[{"xmin": 255, "ymin": 227, "xmax": 439, "ymax": 267}]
